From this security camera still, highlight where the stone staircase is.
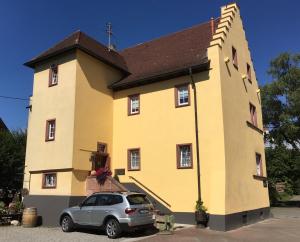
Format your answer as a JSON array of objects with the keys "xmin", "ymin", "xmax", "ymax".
[{"xmin": 85, "ymin": 176, "xmax": 128, "ymax": 196}]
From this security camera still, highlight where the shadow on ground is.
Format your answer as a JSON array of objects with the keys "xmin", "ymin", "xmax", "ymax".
[{"xmin": 74, "ymin": 226, "xmax": 159, "ymax": 238}]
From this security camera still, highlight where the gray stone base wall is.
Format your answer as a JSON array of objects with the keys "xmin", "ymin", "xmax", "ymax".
[
  {"xmin": 174, "ymin": 207, "xmax": 270, "ymax": 231},
  {"xmin": 23, "ymin": 195, "xmax": 86, "ymax": 226},
  {"xmin": 23, "ymin": 195, "xmax": 270, "ymax": 231}
]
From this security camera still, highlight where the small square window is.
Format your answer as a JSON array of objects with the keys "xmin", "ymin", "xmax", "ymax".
[
  {"xmin": 49, "ymin": 64, "xmax": 58, "ymax": 87},
  {"xmin": 42, "ymin": 173, "xmax": 57, "ymax": 188},
  {"xmin": 256, "ymin": 153, "xmax": 263, "ymax": 176},
  {"xmin": 128, "ymin": 94, "xmax": 140, "ymax": 115},
  {"xmin": 247, "ymin": 63, "xmax": 252, "ymax": 83},
  {"xmin": 128, "ymin": 148, "xmax": 140, "ymax": 171},
  {"xmin": 46, "ymin": 119, "xmax": 56, "ymax": 141},
  {"xmin": 175, "ymin": 84, "xmax": 190, "ymax": 107},
  {"xmin": 249, "ymin": 103, "xmax": 257, "ymax": 127},
  {"xmin": 177, "ymin": 144, "xmax": 193, "ymax": 169},
  {"xmin": 232, "ymin": 47, "xmax": 238, "ymax": 69}
]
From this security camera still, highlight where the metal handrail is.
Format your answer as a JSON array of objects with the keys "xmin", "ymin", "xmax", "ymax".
[{"xmin": 128, "ymin": 176, "xmax": 171, "ymax": 207}]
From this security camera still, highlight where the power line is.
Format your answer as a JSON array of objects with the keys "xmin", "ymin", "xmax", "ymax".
[{"xmin": 0, "ymin": 95, "xmax": 29, "ymax": 101}]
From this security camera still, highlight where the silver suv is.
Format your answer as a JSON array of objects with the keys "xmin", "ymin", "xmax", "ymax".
[{"xmin": 59, "ymin": 192, "xmax": 155, "ymax": 238}]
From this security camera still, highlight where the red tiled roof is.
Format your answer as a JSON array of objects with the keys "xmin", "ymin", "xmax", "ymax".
[
  {"xmin": 25, "ymin": 18, "xmax": 219, "ymax": 89},
  {"xmin": 111, "ymin": 19, "xmax": 218, "ymax": 89},
  {"xmin": 24, "ymin": 31, "xmax": 129, "ymax": 73}
]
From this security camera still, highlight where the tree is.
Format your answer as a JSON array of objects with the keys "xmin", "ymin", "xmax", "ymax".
[
  {"xmin": 261, "ymin": 53, "xmax": 300, "ymax": 196},
  {"xmin": 0, "ymin": 130, "xmax": 27, "ymax": 190}
]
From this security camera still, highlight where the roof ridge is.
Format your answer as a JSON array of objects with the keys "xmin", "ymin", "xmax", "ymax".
[{"xmin": 121, "ymin": 17, "xmax": 220, "ymax": 53}]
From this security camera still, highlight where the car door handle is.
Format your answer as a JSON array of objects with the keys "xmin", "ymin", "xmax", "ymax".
[
  {"xmin": 87, "ymin": 210, "xmax": 92, "ymax": 213},
  {"xmin": 105, "ymin": 210, "xmax": 111, "ymax": 213}
]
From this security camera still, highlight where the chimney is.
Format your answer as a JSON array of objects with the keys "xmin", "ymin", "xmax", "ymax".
[{"xmin": 210, "ymin": 17, "xmax": 215, "ymax": 37}]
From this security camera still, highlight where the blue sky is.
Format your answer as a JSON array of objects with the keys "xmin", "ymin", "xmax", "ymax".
[{"xmin": 0, "ymin": 0, "xmax": 299, "ymax": 130}]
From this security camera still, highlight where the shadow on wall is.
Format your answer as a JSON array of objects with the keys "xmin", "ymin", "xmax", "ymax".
[
  {"xmin": 122, "ymin": 182, "xmax": 172, "ymax": 215},
  {"xmin": 113, "ymin": 70, "xmax": 210, "ymax": 100}
]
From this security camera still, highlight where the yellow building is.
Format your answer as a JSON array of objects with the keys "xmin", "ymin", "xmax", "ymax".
[{"xmin": 23, "ymin": 3, "xmax": 269, "ymax": 230}]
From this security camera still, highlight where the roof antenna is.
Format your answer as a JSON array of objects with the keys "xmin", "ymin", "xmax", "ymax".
[{"xmin": 106, "ymin": 22, "xmax": 114, "ymax": 51}]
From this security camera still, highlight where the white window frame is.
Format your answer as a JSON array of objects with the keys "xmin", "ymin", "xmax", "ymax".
[
  {"xmin": 46, "ymin": 119, "xmax": 56, "ymax": 141},
  {"xmin": 177, "ymin": 144, "xmax": 192, "ymax": 169},
  {"xmin": 43, "ymin": 173, "xmax": 56, "ymax": 188},
  {"xmin": 128, "ymin": 149, "xmax": 140, "ymax": 170},
  {"xmin": 49, "ymin": 65, "xmax": 58, "ymax": 86},
  {"xmin": 128, "ymin": 94, "xmax": 140, "ymax": 115},
  {"xmin": 256, "ymin": 153, "xmax": 263, "ymax": 176}
]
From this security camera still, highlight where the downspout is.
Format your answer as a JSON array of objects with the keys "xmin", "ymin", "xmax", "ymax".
[{"xmin": 189, "ymin": 67, "xmax": 201, "ymax": 202}]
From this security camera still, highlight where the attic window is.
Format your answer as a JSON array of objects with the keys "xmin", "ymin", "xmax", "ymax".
[
  {"xmin": 232, "ymin": 47, "xmax": 238, "ymax": 69},
  {"xmin": 128, "ymin": 94, "xmax": 140, "ymax": 115},
  {"xmin": 175, "ymin": 84, "xmax": 190, "ymax": 108},
  {"xmin": 49, "ymin": 64, "xmax": 58, "ymax": 87}
]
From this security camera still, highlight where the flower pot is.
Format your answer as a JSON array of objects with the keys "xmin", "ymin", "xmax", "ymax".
[{"xmin": 195, "ymin": 211, "xmax": 208, "ymax": 226}]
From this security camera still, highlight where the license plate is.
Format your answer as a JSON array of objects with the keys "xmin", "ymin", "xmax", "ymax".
[{"xmin": 139, "ymin": 209, "xmax": 149, "ymax": 214}]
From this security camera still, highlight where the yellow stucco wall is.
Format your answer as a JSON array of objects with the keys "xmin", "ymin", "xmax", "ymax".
[
  {"xmin": 24, "ymin": 52, "xmax": 77, "ymax": 192},
  {"xmin": 214, "ymin": 4, "xmax": 269, "ymax": 214},
  {"xmin": 29, "ymin": 171, "xmax": 73, "ymax": 195},
  {"xmin": 72, "ymin": 50, "xmax": 123, "ymax": 173},
  {"xmin": 112, "ymin": 68, "xmax": 227, "ymax": 214}
]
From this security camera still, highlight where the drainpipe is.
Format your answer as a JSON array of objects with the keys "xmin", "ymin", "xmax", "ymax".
[{"xmin": 189, "ymin": 67, "xmax": 202, "ymax": 202}]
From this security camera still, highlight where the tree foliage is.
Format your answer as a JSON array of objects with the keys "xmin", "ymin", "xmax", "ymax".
[
  {"xmin": 261, "ymin": 53, "xmax": 300, "ymax": 196},
  {"xmin": 0, "ymin": 130, "xmax": 26, "ymax": 189}
]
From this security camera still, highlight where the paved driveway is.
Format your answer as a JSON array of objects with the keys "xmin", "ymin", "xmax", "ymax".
[
  {"xmin": 0, "ymin": 226, "xmax": 156, "ymax": 242},
  {"xmin": 1, "ymin": 208, "xmax": 299, "ymax": 242},
  {"xmin": 140, "ymin": 218, "xmax": 300, "ymax": 242}
]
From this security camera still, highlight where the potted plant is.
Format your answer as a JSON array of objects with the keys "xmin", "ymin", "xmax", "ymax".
[{"xmin": 195, "ymin": 200, "xmax": 208, "ymax": 226}]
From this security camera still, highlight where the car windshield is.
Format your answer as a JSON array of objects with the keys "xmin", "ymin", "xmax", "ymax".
[{"xmin": 126, "ymin": 194, "xmax": 150, "ymax": 205}]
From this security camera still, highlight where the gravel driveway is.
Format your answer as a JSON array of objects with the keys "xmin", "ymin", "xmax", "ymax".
[{"xmin": 0, "ymin": 226, "xmax": 156, "ymax": 242}]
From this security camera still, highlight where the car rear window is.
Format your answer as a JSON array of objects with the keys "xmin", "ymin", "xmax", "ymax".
[{"xmin": 126, "ymin": 194, "xmax": 150, "ymax": 205}]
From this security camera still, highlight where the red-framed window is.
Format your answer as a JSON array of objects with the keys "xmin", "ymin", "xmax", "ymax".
[
  {"xmin": 128, "ymin": 148, "xmax": 140, "ymax": 171},
  {"xmin": 255, "ymin": 153, "xmax": 263, "ymax": 176},
  {"xmin": 177, "ymin": 144, "xmax": 193, "ymax": 169},
  {"xmin": 45, "ymin": 119, "xmax": 56, "ymax": 141},
  {"xmin": 232, "ymin": 47, "xmax": 238, "ymax": 69},
  {"xmin": 175, "ymin": 84, "xmax": 190, "ymax": 108},
  {"xmin": 247, "ymin": 63, "xmax": 252, "ymax": 82},
  {"xmin": 249, "ymin": 103, "xmax": 257, "ymax": 127},
  {"xmin": 128, "ymin": 94, "xmax": 140, "ymax": 115},
  {"xmin": 42, "ymin": 173, "xmax": 57, "ymax": 189},
  {"xmin": 49, "ymin": 64, "xmax": 58, "ymax": 87}
]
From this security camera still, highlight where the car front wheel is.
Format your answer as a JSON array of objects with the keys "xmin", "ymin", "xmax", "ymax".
[
  {"xmin": 61, "ymin": 215, "xmax": 74, "ymax": 232},
  {"xmin": 105, "ymin": 218, "xmax": 122, "ymax": 239}
]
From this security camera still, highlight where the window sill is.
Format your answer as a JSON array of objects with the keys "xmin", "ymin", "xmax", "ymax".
[
  {"xmin": 128, "ymin": 168, "xmax": 141, "ymax": 171},
  {"xmin": 128, "ymin": 112, "xmax": 140, "ymax": 116},
  {"xmin": 48, "ymin": 83, "xmax": 58, "ymax": 87},
  {"xmin": 175, "ymin": 103, "xmax": 190, "ymax": 108},
  {"xmin": 246, "ymin": 121, "xmax": 263, "ymax": 135},
  {"xmin": 42, "ymin": 186, "xmax": 56, "ymax": 189},
  {"xmin": 177, "ymin": 166, "xmax": 193, "ymax": 169},
  {"xmin": 45, "ymin": 138, "xmax": 55, "ymax": 142},
  {"xmin": 253, "ymin": 175, "xmax": 267, "ymax": 181}
]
